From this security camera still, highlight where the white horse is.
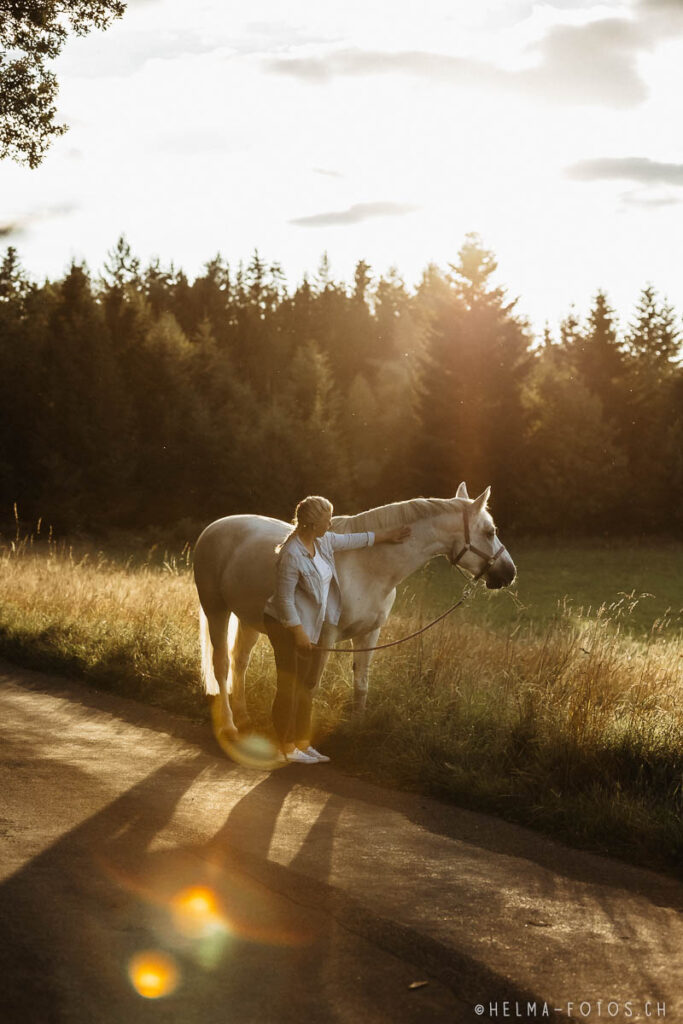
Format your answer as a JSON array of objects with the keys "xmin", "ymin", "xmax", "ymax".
[{"xmin": 193, "ymin": 482, "xmax": 516, "ymax": 740}]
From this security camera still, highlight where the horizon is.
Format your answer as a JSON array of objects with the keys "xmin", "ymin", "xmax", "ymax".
[{"xmin": 3, "ymin": 233, "xmax": 677, "ymax": 342}]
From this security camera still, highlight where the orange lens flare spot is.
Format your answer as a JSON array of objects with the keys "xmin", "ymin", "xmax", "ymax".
[
  {"xmin": 128, "ymin": 950, "xmax": 179, "ymax": 999},
  {"xmin": 171, "ymin": 885, "xmax": 225, "ymax": 937},
  {"xmin": 210, "ymin": 710, "xmax": 284, "ymax": 769}
]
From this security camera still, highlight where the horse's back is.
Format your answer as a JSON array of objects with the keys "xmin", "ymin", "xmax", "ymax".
[{"xmin": 194, "ymin": 514, "xmax": 289, "ymax": 626}]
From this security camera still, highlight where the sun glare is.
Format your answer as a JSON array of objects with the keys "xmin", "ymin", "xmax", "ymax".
[
  {"xmin": 128, "ymin": 950, "xmax": 179, "ymax": 999},
  {"xmin": 210, "ymin": 708, "xmax": 284, "ymax": 769},
  {"xmin": 171, "ymin": 885, "xmax": 226, "ymax": 938}
]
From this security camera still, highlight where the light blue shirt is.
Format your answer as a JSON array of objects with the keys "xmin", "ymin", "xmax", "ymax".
[{"xmin": 264, "ymin": 530, "xmax": 375, "ymax": 643}]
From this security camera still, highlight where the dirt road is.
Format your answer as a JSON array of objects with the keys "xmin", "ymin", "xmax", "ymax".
[{"xmin": 0, "ymin": 663, "xmax": 680, "ymax": 1024}]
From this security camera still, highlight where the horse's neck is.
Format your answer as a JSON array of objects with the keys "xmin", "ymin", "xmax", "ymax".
[{"xmin": 373, "ymin": 514, "xmax": 458, "ymax": 589}]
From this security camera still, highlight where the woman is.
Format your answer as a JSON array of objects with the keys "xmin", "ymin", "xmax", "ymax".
[{"xmin": 263, "ymin": 495, "xmax": 410, "ymax": 764}]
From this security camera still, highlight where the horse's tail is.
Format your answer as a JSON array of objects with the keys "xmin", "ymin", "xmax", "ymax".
[{"xmin": 199, "ymin": 605, "xmax": 220, "ymax": 695}]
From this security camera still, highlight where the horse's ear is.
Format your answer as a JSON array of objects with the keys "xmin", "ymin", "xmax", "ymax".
[
  {"xmin": 471, "ymin": 486, "xmax": 491, "ymax": 513},
  {"xmin": 455, "ymin": 482, "xmax": 469, "ymax": 499}
]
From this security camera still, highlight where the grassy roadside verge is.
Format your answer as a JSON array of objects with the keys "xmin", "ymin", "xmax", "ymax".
[{"xmin": 1, "ymin": 534, "xmax": 681, "ymax": 875}]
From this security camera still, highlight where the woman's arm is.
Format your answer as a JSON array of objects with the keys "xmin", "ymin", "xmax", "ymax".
[
  {"xmin": 274, "ymin": 554, "xmax": 313, "ymax": 649},
  {"xmin": 328, "ymin": 526, "xmax": 411, "ymax": 551},
  {"xmin": 373, "ymin": 526, "xmax": 412, "ymax": 544},
  {"xmin": 327, "ymin": 530, "xmax": 375, "ymax": 551},
  {"xmin": 273, "ymin": 554, "xmax": 302, "ymax": 629}
]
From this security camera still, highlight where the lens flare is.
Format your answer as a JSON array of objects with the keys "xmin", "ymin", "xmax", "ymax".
[
  {"xmin": 171, "ymin": 885, "xmax": 226, "ymax": 938},
  {"xmin": 211, "ymin": 716, "xmax": 285, "ymax": 770},
  {"xmin": 128, "ymin": 950, "xmax": 179, "ymax": 999}
]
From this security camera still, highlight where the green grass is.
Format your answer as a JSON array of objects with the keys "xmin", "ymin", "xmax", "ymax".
[
  {"xmin": 0, "ymin": 532, "xmax": 681, "ymax": 875},
  {"xmin": 399, "ymin": 537, "xmax": 683, "ymax": 636}
]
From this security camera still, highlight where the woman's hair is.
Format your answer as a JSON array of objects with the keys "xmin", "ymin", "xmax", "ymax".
[{"xmin": 275, "ymin": 495, "xmax": 333, "ymax": 556}]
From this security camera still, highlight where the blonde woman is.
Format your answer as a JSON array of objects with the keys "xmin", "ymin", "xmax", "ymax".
[{"xmin": 263, "ymin": 495, "xmax": 410, "ymax": 764}]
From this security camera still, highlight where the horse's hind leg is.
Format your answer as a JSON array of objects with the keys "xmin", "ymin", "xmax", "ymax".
[
  {"xmin": 207, "ymin": 607, "xmax": 238, "ymax": 740},
  {"xmin": 228, "ymin": 617, "xmax": 260, "ymax": 733}
]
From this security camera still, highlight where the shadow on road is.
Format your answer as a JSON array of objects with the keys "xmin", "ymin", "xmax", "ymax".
[
  {"xmin": 0, "ymin": 744, "xmax": 554, "ymax": 1024},
  {"xmin": 4, "ymin": 667, "xmax": 675, "ymax": 1022}
]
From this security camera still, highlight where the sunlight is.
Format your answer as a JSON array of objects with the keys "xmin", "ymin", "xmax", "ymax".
[
  {"xmin": 171, "ymin": 885, "xmax": 227, "ymax": 938},
  {"xmin": 128, "ymin": 950, "xmax": 179, "ymax": 999},
  {"xmin": 210, "ymin": 706, "xmax": 285, "ymax": 769}
]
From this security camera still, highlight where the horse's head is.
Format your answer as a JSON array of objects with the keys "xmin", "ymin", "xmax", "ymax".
[{"xmin": 450, "ymin": 482, "xmax": 516, "ymax": 590}]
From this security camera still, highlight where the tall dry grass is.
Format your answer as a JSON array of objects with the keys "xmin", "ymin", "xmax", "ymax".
[
  {"xmin": 1, "ymin": 528, "xmax": 681, "ymax": 871},
  {"xmin": 0, "ymin": 529, "xmax": 201, "ymax": 714},
  {"xmin": 320, "ymin": 593, "xmax": 682, "ymax": 870}
]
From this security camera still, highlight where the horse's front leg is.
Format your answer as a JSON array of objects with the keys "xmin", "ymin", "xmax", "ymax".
[{"xmin": 351, "ymin": 626, "xmax": 382, "ymax": 716}]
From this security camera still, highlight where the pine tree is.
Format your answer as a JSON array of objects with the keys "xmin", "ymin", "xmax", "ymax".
[
  {"xmin": 0, "ymin": 248, "xmax": 33, "ymax": 508},
  {"xmin": 625, "ymin": 285, "xmax": 681, "ymax": 367},
  {"xmin": 414, "ymin": 235, "xmax": 532, "ymax": 517},
  {"xmin": 569, "ymin": 290, "xmax": 625, "ymax": 423},
  {"xmin": 620, "ymin": 287, "xmax": 683, "ymax": 527},
  {"xmin": 0, "ymin": 247, "xmax": 30, "ymax": 304},
  {"xmin": 521, "ymin": 352, "xmax": 627, "ymax": 530},
  {"xmin": 102, "ymin": 235, "xmax": 141, "ymax": 292},
  {"xmin": 32, "ymin": 263, "xmax": 131, "ymax": 527}
]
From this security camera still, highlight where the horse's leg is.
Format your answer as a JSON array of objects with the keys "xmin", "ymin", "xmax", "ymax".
[
  {"xmin": 228, "ymin": 617, "xmax": 260, "ymax": 733},
  {"xmin": 351, "ymin": 626, "xmax": 382, "ymax": 716},
  {"xmin": 207, "ymin": 607, "xmax": 238, "ymax": 740}
]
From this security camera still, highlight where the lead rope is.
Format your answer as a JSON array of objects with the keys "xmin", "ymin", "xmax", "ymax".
[{"xmin": 312, "ymin": 569, "xmax": 481, "ymax": 654}]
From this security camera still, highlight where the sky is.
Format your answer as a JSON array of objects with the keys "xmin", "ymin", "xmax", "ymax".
[{"xmin": 2, "ymin": 0, "xmax": 683, "ymax": 335}]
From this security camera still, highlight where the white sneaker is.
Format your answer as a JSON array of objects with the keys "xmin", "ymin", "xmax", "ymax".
[
  {"xmin": 304, "ymin": 746, "xmax": 330, "ymax": 763},
  {"xmin": 286, "ymin": 747, "xmax": 319, "ymax": 764}
]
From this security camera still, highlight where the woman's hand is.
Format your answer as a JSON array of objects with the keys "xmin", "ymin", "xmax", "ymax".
[
  {"xmin": 292, "ymin": 625, "xmax": 313, "ymax": 650},
  {"xmin": 376, "ymin": 525, "xmax": 412, "ymax": 544}
]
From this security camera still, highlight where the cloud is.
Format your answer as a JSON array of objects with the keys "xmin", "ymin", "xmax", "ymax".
[
  {"xmin": 637, "ymin": 0, "xmax": 683, "ymax": 11},
  {"xmin": 634, "ymin": 0, "xmax": 683, "ymax": 38},
  {"xmin": 518, "ymin": 18, "xmax": 650, "ymax": 107},
  {"xmin": 486, "ymin": 0, "xmax": 623, "ymax": 28},
  {"xmin": 289, "ymin": 201, "xmax": 417, "ymax": 227},
  {"xmin": 0, "ymin": 204, "xmax": 77, "ymax": 239},
  {"xmin": 620, "ymin": 190, "xmax": 682, "ymax": 207},
  {"xmin": 566, "ymin": 157, "xmax": 683, "ymax": 185},
  {"xmin": 266, "ymin": 48, "xmax": 502, "ymax": 87},
  {"xmin": 265, "ymin": 18, "xmax": 651, "ymax": 109}
]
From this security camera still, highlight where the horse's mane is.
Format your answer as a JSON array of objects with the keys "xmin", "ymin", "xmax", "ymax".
[{"xmin": 331, "ymin": 496, "xmax": 465, "ymax": 533}]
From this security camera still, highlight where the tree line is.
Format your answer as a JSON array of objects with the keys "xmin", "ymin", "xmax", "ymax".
[{"xmin": 0, "ymin": 234, "xmax": 681, "ymax": 539}]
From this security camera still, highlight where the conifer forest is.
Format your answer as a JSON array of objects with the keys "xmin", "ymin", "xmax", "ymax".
[{"xmin": 1, "ymin": 234, "xmax": 681, "ymax": 538}]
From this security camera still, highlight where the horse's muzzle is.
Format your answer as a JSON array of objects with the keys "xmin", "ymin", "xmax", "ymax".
[{"xmin": 485, "ymin": 554, "xmax": 517, "ymax": 590}]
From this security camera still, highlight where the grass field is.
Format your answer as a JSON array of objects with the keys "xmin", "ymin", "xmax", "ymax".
[{"xmin": 1, "ymin": 530, "xmax": 681, "ymax": 874}]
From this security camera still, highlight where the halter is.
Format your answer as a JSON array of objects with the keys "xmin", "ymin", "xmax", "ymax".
[{"xmin": 449, "ymin": 504, "xmax": 507, "ymax": 581}]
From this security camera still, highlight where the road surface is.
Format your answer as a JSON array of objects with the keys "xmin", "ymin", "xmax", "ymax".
[{"xmin": 0, "ymin": 662, "xmax": 680, "ymax": 1024}]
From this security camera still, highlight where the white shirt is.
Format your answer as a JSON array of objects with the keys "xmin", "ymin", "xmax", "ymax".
[
  {"xmin": 312, "ymin": 548, "xmax": 334, "ymax": 621},
  {"xmin": 263, "ymin": 530, "xmax": 375, "ymax": 643}
]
